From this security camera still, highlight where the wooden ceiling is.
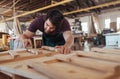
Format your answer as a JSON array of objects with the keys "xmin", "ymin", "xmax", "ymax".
[{"xmin": 0, "ymin": 0, "xmax": 120, "ymax": 22}]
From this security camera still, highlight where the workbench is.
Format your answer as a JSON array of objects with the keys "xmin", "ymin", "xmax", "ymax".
[{"xmin": 0, "ymin": 47, "xmax": 120, "ymax": 79}]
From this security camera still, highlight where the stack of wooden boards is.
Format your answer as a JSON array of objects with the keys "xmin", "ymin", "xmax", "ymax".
[{"xmin": 0, "ymin": 47, "xmax": 120, "ymax": 79}]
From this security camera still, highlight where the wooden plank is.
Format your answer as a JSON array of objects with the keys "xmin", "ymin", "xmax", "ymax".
[
  {"xmin": 0, "ymin": 57, "xmax": 51, "ymax": 79},
  {"xmin": 54, "ymin": 54, "xmax": 120, "ymax": 79},
  {"xmin": 91, "ymin": 47, "xmax": 120, "ymax": 55},
  {"xmin": 28, "ymin": 62, "xmax": 61, "ymax": 79},
  {"xmin": 75, "ymin": 51, "xmax": 120, "ymax": 62},
  {"xmin": 70, "ymin": 57, "xmax": 120, "ymax": 79},
  {"xmin": 0, "ymin": 51, "xmax": 34, "ymax": 63},
  {"xmin": 0, "ymin": 49, "xmax": 26, "ymax": 57},
  {"xmin": 0, "ymin": 51, "xmax": 56, "ymax": 64},
  {"xmin": 0, "ymin": 48, "xmax": 58, "ymax": 64},
  {"xmin": 27, "ymin": 60, "xmax": 114, "ymax": 79},
  {"xmin": 0, "ymin": 54, "xmax": 39, "ymax": 64},
  {"xmin": 70, "ymin": 56, "xmax": 120, "ymax": 72},
  {"xmin": 1, "ymin": 50, "xmax": 120, "ymax": 79},
  {"xmin": 0, "ymin": 65, "xmax": 49, "ymax": 79},
  {"xmin": 54, "ymin": 54, "xmax": 120, "ymax": 72},
  {"xmin": 0, "ymin": 51, "xmax": 11, "ymax": 56}
]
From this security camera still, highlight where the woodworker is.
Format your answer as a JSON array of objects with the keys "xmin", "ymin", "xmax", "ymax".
[{"xmin": 20, "ymin": 9, "xmax": 74, "ymax": 54}]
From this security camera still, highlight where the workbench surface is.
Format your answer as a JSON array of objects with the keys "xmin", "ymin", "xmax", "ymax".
[{"xmin": 0, "ymin": 47, "xmax": 120, "ymax": 79}]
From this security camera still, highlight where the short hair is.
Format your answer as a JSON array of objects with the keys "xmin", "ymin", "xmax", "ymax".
[{"xmin": 46, "ymin": 9, "xmax": 64, "ymax": 30}]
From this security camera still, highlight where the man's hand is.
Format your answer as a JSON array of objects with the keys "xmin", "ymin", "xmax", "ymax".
[
  {"xmin": 61, "ymin": 31, "xmax": 73, "ymax": 54},
  {"xmin": 20, "ymin": 30, "xmax": 35, "ymax": 48},
  {"xmin": 55, "ymin": 45, "xmax": 71, "ymax": 54},
  {"xmin": 23, "ymin": 39, "xmax": 32, "ymax": 48}
]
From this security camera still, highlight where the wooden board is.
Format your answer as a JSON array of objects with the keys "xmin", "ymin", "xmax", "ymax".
[
  {"xmin": 0, "ymin": 49, "xmax": 57, "ymax": 64},
  {"xmin": 0, "ymin": 48, "xmax": 120, "ymax": 79},
  {"xmin": 27, "ymin": 61, "xmax": 107, "ymax": 79},
  {"xmin": 91, "ymin": 47, "xmax": 120, "ymax": 55},
  {"xmin": 54, "ymin": 54, "xmax": 120, "ymax": 72},
  {"xmin": 76, "ymin": 51, "xmax": 120, "ymax": 63}
]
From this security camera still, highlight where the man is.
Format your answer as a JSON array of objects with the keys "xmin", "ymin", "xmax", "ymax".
[{"xmin": 20, "ymin": 10, "xmax": 74, "ymax": 54}]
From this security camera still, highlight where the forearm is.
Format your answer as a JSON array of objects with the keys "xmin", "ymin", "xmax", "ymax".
[
  {"xmin": 20, "ymin": 34, "xmax": 30, "ymax": 39},
  {"xmin": 63, "ymin": 31, "xmax": 74, "ymax": 48},
  {"xmin": 65, "ymin": 34, "xmax": 74, "ymax": 48},
  {"xmin": 19, "ymin": 31, "xmax": 34, "ymax": 47},
  {"xmin": 55, "ymin": 31, "xmax": 73, "ymax": 54},
  {"xmin": 20, "ymin": 30, "xmax": 35, "ymax": 39}
]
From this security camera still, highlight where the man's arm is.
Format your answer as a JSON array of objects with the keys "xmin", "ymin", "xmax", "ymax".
[
  {"xmin": 55, "ymin": 30, "xmax": 74, "ymax": 54},
  {"xmin": 20, "ymin": 30, "xmax": 35, "ymax": 39},
  {"xmin": 63, "ymin": 30, "xmax": 74, "ymax": 48},
  {"xmin": 20, "ymin": 30, "xmax": 35, "ymax": 47}
]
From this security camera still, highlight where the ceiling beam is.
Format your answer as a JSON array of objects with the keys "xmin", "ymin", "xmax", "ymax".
[
  {"xmin": 1, "ymin": 9, "xmax": 13, "ymax": 16},
  {"xmin": 1, "ymin": 0, "xmax": 21, "ymax": 16},
  {"xmin": 16, "ymin": 0, "xmax": 42, "ymax": 10},
  {"xmin": 0, "ymin": 0, "xmax": 73, "ymax": 22},
  {"xmin": 0, "ymin": 0, "xmax": 11, "ymax": 8},
  {"xmin": 25, "ymin": 0, "xmax": 48, "ymax": 10},
  {"xmin": 64, "ymin": 0, "xmax": 120, "ymax": 15},
  {"xmin": 15, "ymin": 1, "xmax": 30, "ymax": 9},
  {"xmin": 2, "ymin": 1, "xmax": 13, "ymax": 8},
  {"xmin": 0, "ymin": 0, "xmax": 7, "ymax": 5}
]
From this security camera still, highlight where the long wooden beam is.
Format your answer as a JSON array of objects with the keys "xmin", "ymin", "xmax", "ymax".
[
  {"xmin": 63, "ymin": 0, "xmax": 120, "ymax": 15},
  {"xmin": 0, "ymin": 0, "xmax": 7, "ymax": 5},
  {"xmin": 0, "ymin": 0, "xmax": 12, "ymax": 7},
  {"xmin": 0, "ymin": 0, "xmax": 73, "ymax": 22}
]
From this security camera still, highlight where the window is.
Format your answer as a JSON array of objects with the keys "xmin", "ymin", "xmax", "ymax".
[
  {"xmin": 81, "ymin": 22, "xmax": 88, "ymax": 33},
  {"xmin": 117, "ymin": 17, "xmax": 120, "ymax": 30},
  {"xmin": 0, "ymin": 23, "xmax": 6, "ymax": 32},
  {"xmin": 105, "ymin": 19, "xmax": 111, "ymax": 29}
]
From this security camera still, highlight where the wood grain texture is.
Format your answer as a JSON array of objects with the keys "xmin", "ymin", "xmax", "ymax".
[
  {"xmin": 76, "ymin": 51, "xmax": 120, "ymax": 62},
  {"xmin": 91, "ymin": 47, "xmax": 120, "ymax": 55},
  {"xmin": 0, "ymin": 48, "xmax": 120, "ymax": 79}
]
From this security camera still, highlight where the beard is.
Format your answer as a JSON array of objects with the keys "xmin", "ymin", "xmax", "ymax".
[{"xmin": 45, "ymin": 30, "xmax": 56, "ymax": 35}]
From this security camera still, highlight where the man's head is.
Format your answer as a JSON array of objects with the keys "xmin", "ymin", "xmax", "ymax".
[{"xmin": 44, "ymin": 10, "xmax": 64, "ymax": 35}]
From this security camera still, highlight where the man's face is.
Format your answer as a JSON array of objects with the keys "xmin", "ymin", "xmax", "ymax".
[{"xmin": 44, "ymin": 19, "xmax": 56, "ymax": 34}]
